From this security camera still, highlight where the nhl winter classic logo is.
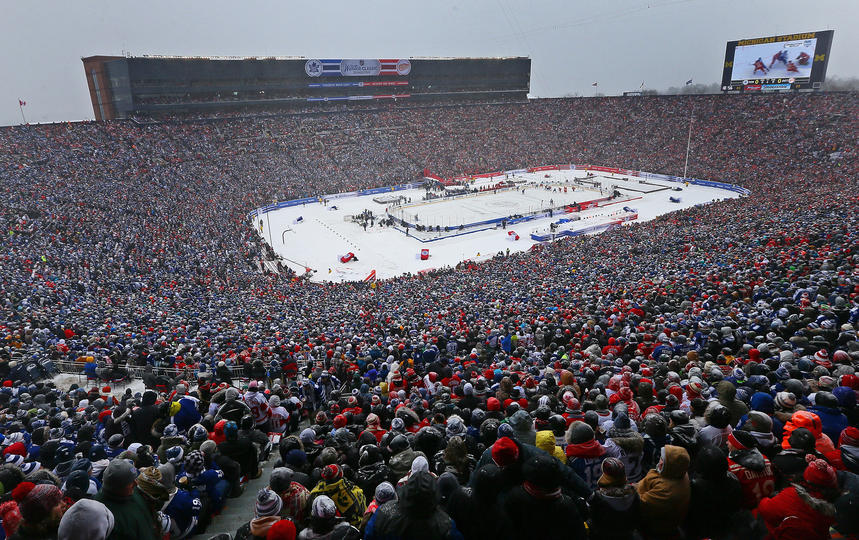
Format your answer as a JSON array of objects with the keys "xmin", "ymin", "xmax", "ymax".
[{"xmin": 305, "ymin": 59, "xmax": 323, "ymax": 77}]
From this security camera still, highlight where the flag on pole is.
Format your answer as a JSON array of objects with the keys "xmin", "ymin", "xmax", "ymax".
[
  {"xmin": 363, "ymin": 269, "xmax": 376, "ymax": 283},
  {"xmin": 18, "ymin": 99, "xmax": 26, "ymax": 107},
  {"xmin": 685, "ymin": 78, "xmax": 693, "ymax": 86},
  {"xmin": 639, "ymin": 81, "xmax": 645, "ymax": 90},
  {"xmin": 591, "ymin": 82, "xmax": 598, "ymax": 87}
]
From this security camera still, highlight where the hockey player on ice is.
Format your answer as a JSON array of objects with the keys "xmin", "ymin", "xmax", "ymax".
[
  {"xmin": 796, "ymin": 51, "xmax": 810, "ymax": 65},
  {"xmin": 753, "ymin": 58, "xmax": 769, "ymax": 75},
  {"xmin": 769, "ymin": 50, "xmax": 788, "ymax": 69},
  {"xmin": 786, "ymin": 61, "xmax": 799, "ymax": 74}
]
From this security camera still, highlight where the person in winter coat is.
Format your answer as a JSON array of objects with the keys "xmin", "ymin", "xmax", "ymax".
[
  {"xmin": 129, "ymin": 390, "xmax": 160, "ymax": 448},
  {"xmin": 636, "ymin": 445, "xmax": 690, "ymax": 539},
  {"xmin": 307, "ymin": 464, "xmax": 367, "ymax": 528},
  {"xmin": 726, "ymin": 430, "xmax": 775, "ymax": 509},
  {"xmin": 587, "ymin": 457, "xmax": 640, "ymax": 540},
  {"xmin": 364, "ymin": 471, "xmax": 463, "ymax": 540},
  {"xmin": 808, "ymin": 391, "xmax": 849, "ymax": 445},
  {"xmin": 56, "ymin": 499, "xmax": 115, "ymax": 540},
  {"xmin": 298, "ymin": 495, "xmax": 360, "ymax": 540},
  {"xmin": 758, "ymin": 456, "xmax": 839, "ymax": 540},
  {"xmin": 235, "ymin": 488, "xmax": 282, "ymax": 540},
  {"xmin": 446, "ymin": 464, "xmax": 511, "ymax": 540},
  {"xmin": 8, "ymin": 483, "xmax": 67, "ymax": 540},
  {"xmin": 270, "ymin": 467, "xmax": 310, "ymax": 527},
  {"xmin": 504, "ymin": 453, "xmax": 586, "ymax": 540},
  {"xmin": 781, "ymin": 410, "xmax": 842, "ymax": 467},
  {"xmin": 714, "ymin": 380, "xmax": 749, "ymax": 427},
  {"xmin": 566, "ymin": 421, "xmax": 610, "ymax": 490},
  {"xmin": 607, "ymin": 413, "xmax": 646, "ymax": 482},
  {"xmin": 535, "ymin": 429, "xmax": 566, "ymax": 464},
  {"xmin": 359, "ymin": 482, "xmax": 397, "ymax": 534},
  {"xmin": 93, "ymin": 459, "xmax": 160, "ymax": 540},
  {"xmin": 217, "ymin": 420, "xmax": 260, "ymax": 479},
  {"xmin": 684, "ymin": 446, "xmax": 744, "ymax": 540}
]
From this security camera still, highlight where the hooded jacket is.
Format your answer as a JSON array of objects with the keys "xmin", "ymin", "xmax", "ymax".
[
  {"xmin": 587, "ymin": 484, "xmax": 640, "ymax": 540},
  {"xmin": 758, "ymin": 484, "xmax": 836, "ymax": 540},
  {"xmin": 716, "ymin": 381, "xmax": 749, "ymax": 426},
  {"xmin": 685, "ymin": 448, "xmax": 743, "ymax": 540},
  {"xmin": 636, "ymin": 445, "xmax": 690, "ymax": 536},
  {"xmin": 727, "ymin": 448, "xmax": 775, "ymax": 508}
]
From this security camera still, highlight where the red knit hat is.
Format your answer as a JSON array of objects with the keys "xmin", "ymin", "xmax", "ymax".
[
  {"xmin": 332, "ymin": 414, "xmax": 347, "ymax": 429},
  {"xmin": 321, "ymin": 464, "xmax": 342, "ymax": 482},
  {"xmin": 19, "ymin": 484, "xmax": 63, "ymax": 522},
  {"xmin": 11, "ymin": 482, "xmax": 35, "ymax": 503},
  {"xmin": 839, "ymin": 426, "xmax": 859, "ymax": 447},
  {"xmin": 491, "ymin": 437, "xmax": 519, "ymax": 467},
  {"xmin": 2, "ymin": 442, "xmax": 26, "ymax": 457},
  {"xmin": 266, "ymin": 519, "xmax": 297, "ymax": 540},
  {"xmin": 0, "ymin": 501, "xmax": 21, "ymax": 537},
  {"xmin": 803, "ymin": 455, "xmax": 837, "ymax": 492},
  {"xmin": 487, "ymin": 397, "xmax": 501, "ymax": 411}
]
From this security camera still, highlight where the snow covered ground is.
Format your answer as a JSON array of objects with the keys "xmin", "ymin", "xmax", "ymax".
[{"xmin": 256, "ymin": 169, "xmax": 741, "ymax": 282}]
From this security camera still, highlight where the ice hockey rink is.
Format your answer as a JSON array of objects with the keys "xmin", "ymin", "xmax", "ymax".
[{"xmin": 254, "ymin": 168, "xmax": 744, "ymax": 282}]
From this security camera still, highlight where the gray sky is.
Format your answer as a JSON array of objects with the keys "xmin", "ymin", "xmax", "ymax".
[{"xmin": 1, "ymin": 0, "xmax": 855, "ymax": 126}]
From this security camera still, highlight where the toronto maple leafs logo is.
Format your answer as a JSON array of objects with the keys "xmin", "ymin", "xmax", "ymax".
[{"xmin": 305, "ymin": 59, "xmax": 323, "ymax": 77}]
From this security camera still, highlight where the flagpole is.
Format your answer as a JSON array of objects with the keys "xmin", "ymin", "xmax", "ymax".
[
  {"xmin": 683, "ymin": 104, "xmax": 695, "ymax": 179},
  {"xmin": 18, "ymin": 101, "xmax": 27, "ymax": 124}
]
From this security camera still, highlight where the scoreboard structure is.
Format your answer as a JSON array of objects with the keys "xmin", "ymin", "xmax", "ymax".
[
  {"xmin": 81, "ymin": 56, "xmax": 531, "ymax": 120},
  {"xmin": 721, "ymin": 30, "xmax": 834, "ymax": 93}
]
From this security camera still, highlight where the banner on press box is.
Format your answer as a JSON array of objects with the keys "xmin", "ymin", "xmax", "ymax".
[{"xmin": 306, "ymin": 59, "xmax": 411, "ymax": 77}]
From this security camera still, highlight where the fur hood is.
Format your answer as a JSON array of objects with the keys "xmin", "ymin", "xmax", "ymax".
[
  {"xmin": 609, "ymin": 432, "xmax": 645, "ymax": 454},
  {"xmin": 793, "ymin": 484, "xmax": 836, "ymax": 517}
]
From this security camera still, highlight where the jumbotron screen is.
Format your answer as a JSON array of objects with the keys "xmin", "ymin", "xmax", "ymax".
[{"xmin": 721, "ymin": 30, "xmax": 834, "ymax": 92}]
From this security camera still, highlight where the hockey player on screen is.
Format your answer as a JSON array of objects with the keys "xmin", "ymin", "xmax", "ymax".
[
  {"xmin": 769, "ymin": 50, "xmax": 788, "ymax": 69},
  {"xmin": 786, "ymin": 60, "xmax": 799, "ymax": 73},
  {"xmin": 753, "ymin": 58, "xmax": 769, "ymax": 75},
  {"xmin": 796, "ymin": 51, "xmax": 811, "ymax": 65}
]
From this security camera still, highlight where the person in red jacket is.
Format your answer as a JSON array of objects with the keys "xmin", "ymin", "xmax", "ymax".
[
  {"xmin": 726, "ymin": 430, "xmax": 775, "ymax": 509},
  {"xmin": 757, "ymin": 455, "xmax": 838, "ymax": 540}
]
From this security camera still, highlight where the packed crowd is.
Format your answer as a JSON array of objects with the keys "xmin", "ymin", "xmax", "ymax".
[{"xmin": 0, "ymin": 92, "xmax": 857, "ymax": 539}]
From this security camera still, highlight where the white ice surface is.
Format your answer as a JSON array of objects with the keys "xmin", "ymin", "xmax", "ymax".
[{"xmin": 256, "ymin": 170, "xmax": 740, "ymax": 283}]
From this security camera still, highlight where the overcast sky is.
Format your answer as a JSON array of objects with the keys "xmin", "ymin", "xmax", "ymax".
[{"xmin": 1, "ymin": 0, "xmax": 855, "ymax": 126}]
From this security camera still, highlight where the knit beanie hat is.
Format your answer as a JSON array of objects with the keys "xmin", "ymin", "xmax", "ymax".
[
  {"xmin": 269, "ymin": 467, "xmax": 294, "ymax": 493},
  {"xmin": 58, "ymin": 499, "xmax": 115, "ymax": 540},
  {"xmin": 491, "ymin": 437, "xmax": 519, "ymax": 467},
  {"xmin": 165, "ymin": 445, "xmax": 184, "ymax": 465},
  {"xmin": 20, "ymin": 483, "xmax": 63, "ymax": 522},
  {"xmin": 747, "ymin": 411, "xmax": 773, "ymax": 433},
  {"xmin": 311, "ymin": 495, "xmax": 337, "ymax": 519},
  {"xmin": 163, "ymin": 424, "xmax": 179, "ymax": 438},
  {"xmin": 199, "ymin": 440, "xmax": 217, "ymax": 456},
  {"xmin": 255, "ymin": 488, "xmax": 283, "ymax": 517},
  {"xmin": 775, "ymin": 392, "xmax": 797, "ymax": 409},
  {"xmin": 321, "ymin": 464, "xmax": 343, "ymax": 482},
  {"xmin": 728, "ymin": 430, "xmax": 757, "ymax": 451},
  {"xmin": 265, "ymin": 519, "xmax": 297, "ymax": 540},
  {"xmin": 598, "ymin": 457, "xmax": 627, "ymax": 488},
  {"xmin": 567, "ymin": 421, "xmax": 595, "ymax": 445},
  {"xmin": 136, "ymin": 467, "xmax": 168, "ymax": 502},
  {"xmin": 374, "ymin": 481, "xmax": 397, "ymax": 504},
  {"xmin": 803, "ymin": 455, "xmax": 837, "ymax": 492},
  {"xmin": 0, "ymin": 500, "xmax": 22, "ymax": 537},
  {"xmin": 840, "ymin": 427, "xmax": 859, "ymax": 447},
  {"xmin": 184, "ymin": 450, "xmax": 205, "ymax": 477}
]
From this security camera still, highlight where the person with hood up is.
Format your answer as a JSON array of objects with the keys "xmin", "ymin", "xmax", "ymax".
[
  {"xmin": 758, "ymin": 455, "xmax": 839, "ymax": 540},
  {"xmin": 235, "ymin": 488, "xmax": 282, "ymax": 540},
  {"xmin": 781, "ymin": 410, "xmax": 842, "ymax": 467},
  {"xmin": 808, "ymin": 391, "xmax": 849, "ymax": 445},
  {"xmin": 607, "ymin": 412, "xmax": 645, "ymax": 482},
  {"xmin": 308, "ymin": 464, "xmax": 366, "ymax": 528},
  {"xmin": 740, "ymin": 410, "xmax": 780, "ymax": 458},
  {"xmin": 57, "ymin": 499, "xmax": 115, "ymax": 540},
  {"xmin": 446, "ymin": 464, "xmax": 510, "ymax": 540},
  {"xmin": 667, "ymin": 410, "xmax": 699, "ymax": 459},
  {"xmin": 726, "ymin": 430, "xmax": 775, "ymax": 509},
  {"xmin": 506, "ymin": 409, "xmax": 536, "ymax": 446},
  {"xmin": 386, "ymin": 435, "xmax": 425, "ymax": 485},
  {"xmin": 586, "ymin": 457, "xmax": 640, "ymax": 540},
  {"xmin": 354, "ymin": 445, "xmax": 391, "ymax": 501},
  {"xmin": 364, "ymin": 470, "xmax": 463, "ymax": 540},
  {"xmin": 713, "ymin": 380, "xmax": 749, "ymax": 427},
  {"xmin": 636, "ymin": 445, "xmax": 690, "ymax": 539},
  {"xmin": 684, "ymin": 446, "xmax": 745, "ymax": 540},
  {"xmin": 504, "ymin": 452, "xmax": 586, "ymax": 540},
  {"xmin": 535, "ymin": 430, "xmax": 566, "ymax": 464}
]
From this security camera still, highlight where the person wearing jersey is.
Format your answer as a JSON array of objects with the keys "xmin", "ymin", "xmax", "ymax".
[
  {"xmin": 268, "ymin": 395, "xmax": 290, "ymax": 434},
  {"xmin": 243, "ymin": 381, "xmax": 272, "ymax": 432},
  {"xmin": 726, "ymin": 430, "xmax": 775, "ymax": 509}
]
